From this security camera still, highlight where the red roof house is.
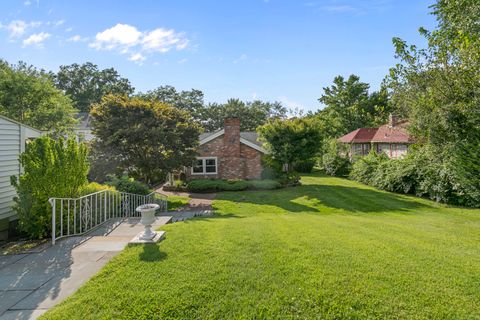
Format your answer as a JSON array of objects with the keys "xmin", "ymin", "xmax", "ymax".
[{"xmin": 338, "ymin": 115, "xmax": 413, "ymax": 158}]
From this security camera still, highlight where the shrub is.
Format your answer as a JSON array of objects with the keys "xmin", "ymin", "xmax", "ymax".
[
  {"xmin": 349, "ymin": 151, "xmax": 388, "ymax": 185},
  {"xmin": 107, "ymin": 175, "xmax": 151, "ymax": 195},
  {"xmin": 173, "ymin": 180, "xmax": 184, "ymax": 188},
  {"xmin": 10, "ymin": 137, "xmax": 89, "ymax": 239},
  {"xmin": 293, "ymin": 159, "xmax": 316, "ymax": 173},
  {"xmin": 187, "ymin": 179, "xmax": 282, "ymax": 193},
  {"xmin": 349, "ymin": 144, "xmax": 480, "ymax": 208},
  {"xmin": 79, "ymin": 182, "xmax": 115, "ymax": 196},
  {"xmin": 322, "ymin": 139, "xmax": 351, "ymax": 176}
]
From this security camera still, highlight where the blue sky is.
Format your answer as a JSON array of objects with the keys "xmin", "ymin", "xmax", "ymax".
[{"xmin": 0, "ymin": 0, "xmax": 435, "ymax": 112}]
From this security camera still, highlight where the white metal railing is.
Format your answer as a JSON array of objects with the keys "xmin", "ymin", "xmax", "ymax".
[{"xmin": 48, "ymin": 190, "xmax": 168, "ymax": 244}]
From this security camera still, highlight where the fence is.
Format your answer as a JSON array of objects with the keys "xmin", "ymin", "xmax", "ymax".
[{"xmin": 48, "ymin": 190, "xmax": 168, "ymax": 244}]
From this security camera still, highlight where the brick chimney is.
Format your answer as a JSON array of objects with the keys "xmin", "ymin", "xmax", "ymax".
[
  {"xmin": 389, "ymin": 114, "xmax": 399, "ymax": 127},
  {"xmin": 222, "ymin": 118, "xmax": 244, "ymax": 179},
  {"xmin": 223, "ymin": 118, "xmax": 241, "ymax": 157}
]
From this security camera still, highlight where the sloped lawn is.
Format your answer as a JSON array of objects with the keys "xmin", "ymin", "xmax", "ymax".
[{"xmin": 41, "ymin": 173, "xmax": 480, "ymax": 319}]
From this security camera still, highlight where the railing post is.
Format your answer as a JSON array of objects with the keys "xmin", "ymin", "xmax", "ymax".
[
  {"xmin": 104, "ymin": 191, "xmax": 107, "ymax": 222},
  {"xmin": 50, "ymin": 198, "xmax": 56, "ymax": 245}
]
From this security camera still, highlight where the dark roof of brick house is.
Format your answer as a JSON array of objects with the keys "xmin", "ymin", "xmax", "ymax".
[{"xmin": 338, "ymin": 119, "xmax": 413, "ymax": 144}]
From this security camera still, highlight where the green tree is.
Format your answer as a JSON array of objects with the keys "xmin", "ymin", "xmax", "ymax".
[
  {"xmin": 258, "ymin": 117, "xmax": 322, "ymax": 173},
  {"xmin": 11, "ymin": 137, "xmax": 89, "ymax": 239},
  {"xmin": 385, "ymin": 0, "xmax": 480, "ymax": 206},
  {"xmin": 316, "ymin": 75, "xmax": 391, "ymax": 139},
  {"xmin": 138, "ymin": 85, "xmax": 204, "ymax": 117},
  {"xmin": 201, "ymin": 98, "xmax": 287, "ymax": 131},
  {"xmin": 0, "ymin": 60, "xmax": 77, "ymax": 133},
  {"xmin": 55, "ymin": 62, "xmax": 134, "ymax": 112},
  {"xmin": 90, "ymin": 94, "xmax": 202, "ymax": 185}
]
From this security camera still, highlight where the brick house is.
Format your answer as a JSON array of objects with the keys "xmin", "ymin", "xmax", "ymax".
[
  {"xmin": 186, "ymin": 118, "xmax": 268, "ymax": 180},
  {"xmin": 338, "ymin": 115, "xmax": 414, "ymax": 159}
]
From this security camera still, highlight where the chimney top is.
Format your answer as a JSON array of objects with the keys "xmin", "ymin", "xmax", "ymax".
[{"xmin": 389, "ymin": 114, "xmax": 399, "ymax": 127}]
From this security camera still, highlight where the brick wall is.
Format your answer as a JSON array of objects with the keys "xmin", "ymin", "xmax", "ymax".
[{"xmin": 186, "ymin": 118, "xmax": 264, "ymax": 180}]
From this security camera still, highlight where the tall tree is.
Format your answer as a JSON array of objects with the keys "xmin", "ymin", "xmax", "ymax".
[
  {"xmin": 384, "ymin": 0, "xmax": 480, "ymax": 207},
  {"xmin": 316, "ymin": 75, "xmax": 391, "ymax": 139},
  {"xmin": 55, "ymin": 62, "xmax": 134, "ymax": 112},
  {"xmin": 90, "ymin": 94, "xmax": 202, "ymax": 185},
  {"xmin": 138, "ymin": 85, "xmax": 204, "ymax": 117},
  {"xmin": 0, "ymin": 60, "xmax": 77, "ymax": 133},
  {"xmin": 200, "ymin": 98, "xmax": 287, "ymax": 131}
]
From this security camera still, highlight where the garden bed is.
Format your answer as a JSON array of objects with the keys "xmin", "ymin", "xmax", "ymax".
[{"xmin": 0, "ymin": 238, "xmax": 49, "ymax": 255}]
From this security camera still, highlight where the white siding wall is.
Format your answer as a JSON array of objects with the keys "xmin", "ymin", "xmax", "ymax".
[{"xmin": 0, "ymin": 117, "xmax": 21, "ymax": 221}]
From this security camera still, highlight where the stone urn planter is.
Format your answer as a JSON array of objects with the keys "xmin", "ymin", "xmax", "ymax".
[{"xmin": 136, "ymin": 203, "xmax": 160, "ymax": 240}]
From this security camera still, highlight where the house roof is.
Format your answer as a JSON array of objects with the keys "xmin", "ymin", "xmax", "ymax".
[
  {"xmin": 0, "ymin": 114, "xmax": 44, "ymax": 134},
  {"xmin": 371, "ymin": 123, "xmax": 412, "ymax": 143},
  {"xmin": 338, "ymin": 120, "xmax": 412, "ymax": 144},
  {"xmin": 338, "ymin": 128, "xmax": 378, "ymax": 143},
  {"xmin": 199, "ymin": 129, "xmax": 267, "ymax": 153}
]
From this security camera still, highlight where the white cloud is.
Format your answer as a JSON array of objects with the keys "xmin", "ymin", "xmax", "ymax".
[
  {"xmin": 67, "ymin": 34, "xmax": 87, "ymax": 42},
  {"xmin": 142, "ymin": 28, "xmax": 188, "ymax": 52},
  {"xmin": 233, "ymin": 53, "xmax": 247, "ymax": 64},
  {"xmin": 90, "ymin": 23, "xmax": 189, "ymax": 63},
  {"xmin": 65, "ymin": 27, "xmax": 73, "ymax": 32},
  {"xmin": 322, "ymin": 5, "xmax": 355, "ymax": 12},
  {"xmin": 177, "ymin": 58, "xmax": 188, "ymax": 64},
  {"xmin": 24, "ymin": 0, "xmax": 31, "ymax": 6},
  {"xmin": 54, "ymin": 19, "xmax": 65, "ymax": 27},
  {"xmin": 22, "ymin": 32, "xmax": 50, "ymax": 46},
  {"xmin": 129, "ymin": 53, "xmax": 146, "ymax": 64},
  {"xmin": 91, "ymin": 24, "xmax": 142, "ymax": 50},
  {"xmin": 0, "ymin": 20, "xmax": 43, "ymax": 39}
]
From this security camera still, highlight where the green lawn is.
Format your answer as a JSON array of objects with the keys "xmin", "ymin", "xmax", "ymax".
[
  {"xmin": 165, "ymin": 195, "xmax": 190, "ymax": 211},
  {"xmin": 42, "ymin": 173, "xmax": 480, "ymax": 319}
]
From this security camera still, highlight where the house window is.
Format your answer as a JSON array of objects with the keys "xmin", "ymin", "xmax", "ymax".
[{"xmin": 191, "ymin": 157, "xmax": 217, "ymax": 175}]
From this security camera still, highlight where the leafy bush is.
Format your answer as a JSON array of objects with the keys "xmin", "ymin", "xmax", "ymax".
[
  {"xmin": 322, "ymin": 139, "xmax": 351, "ymax": 176},
  {"xmin": 107, "ymin": 175, "xmax": 151, "ymax": 195},
  {"xmin": 79, "ymin": 182, "xmax": 115, "ymax": 196},
  {"xmin": 10, "ymin": 137, "xmax": 89, "ymax": 239},
  {"xmin": 293, "ymin": 159, "xmax": 317, "ymax": 173},
  {"xmin": 349, "ymin": 145, "xmax": 480, "ymax": 207},
  {"xmin": 173, "ymin": 180, "xmax": 184, "ymax": 188},
  {"xmin": 187, "ymin": 179, "xmax": 282, "ymax": 193}
]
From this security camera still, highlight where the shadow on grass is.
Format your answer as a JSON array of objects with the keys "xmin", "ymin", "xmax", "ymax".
[
  {"xmin": 139, "ymin": 244, "xmax": 167, "ymax": 262},
  {"xmin": 219, "ymin": 183, "xmax": 430, "ymax": 214},
  {"xmin": 182, "ymin": 213, "xmax": 244, "ymax": 224}
]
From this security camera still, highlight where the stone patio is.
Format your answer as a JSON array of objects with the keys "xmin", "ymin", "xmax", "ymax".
[{"xmin": 0, "ymin": 216, "xmax": 171, "ymax": 320}]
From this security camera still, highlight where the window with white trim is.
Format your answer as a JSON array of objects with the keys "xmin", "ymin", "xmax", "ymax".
[{"xmin": 192, "ymin": 157, "xmax": 217, "ymax": 175}]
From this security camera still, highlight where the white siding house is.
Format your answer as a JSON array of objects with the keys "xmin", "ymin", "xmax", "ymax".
[{"xmin": 0, "ymin": 115, "xmax": 43, "ymax": 238}]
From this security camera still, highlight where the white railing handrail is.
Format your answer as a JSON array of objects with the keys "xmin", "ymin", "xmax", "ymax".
[{"xmin": 48, "ymin": 189, "xmax": 168, "ymax": 244}]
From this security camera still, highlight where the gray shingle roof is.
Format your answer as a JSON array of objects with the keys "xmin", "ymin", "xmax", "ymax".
[{"xmin": 199, "ymin": 130, "xmax": 264, "ymax": 147}]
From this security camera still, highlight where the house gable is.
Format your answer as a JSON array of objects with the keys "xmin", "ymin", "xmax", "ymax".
[{"xmin": 190, "ymin": 118, "xmax": 266, "ymax": 180}]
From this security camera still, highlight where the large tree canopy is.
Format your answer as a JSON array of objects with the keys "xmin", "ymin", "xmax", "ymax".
[
  {"xmin": 200, "ymin": 98, "xmax": 287, "ymax": 131},
  {"xmin": 55, "ymin": 62, "xmax": 134, "ymax": 112},
  {"xmin": 139, "ymin": 86, "xmax": 287, "ymax": 132},
  {"xmin": 315, "ymin": 74, "xmax": 391, "ymax": 139},
  {"xmin": 137, "ymin": 85, "xmax": 204, "ymax": 117},
  {"xmin": 0, "ymin": 60, "xmax": 77, "ymax": 133},
  {"xmin": 90, "ymin": 94, "xmax": 202, "ymax": 184}
]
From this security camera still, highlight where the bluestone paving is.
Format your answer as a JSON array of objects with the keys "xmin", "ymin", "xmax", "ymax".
[{"xmin": 0, "ymin": 216, "xmax": 172, "ymax": 320}]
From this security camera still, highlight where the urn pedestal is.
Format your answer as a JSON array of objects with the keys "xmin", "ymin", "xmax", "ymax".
[{"xmin": 136, "ymin": 203, "xmax": 160, "ymax": 240}]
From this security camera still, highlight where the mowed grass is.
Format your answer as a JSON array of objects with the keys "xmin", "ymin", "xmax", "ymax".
[
  {"xmin": 165, "ymin": 195, "xmax": 189, "ymax": 211},
  {"xmin": 42, "ymin": 173, "xmax": 480, "ymax": 319}
]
